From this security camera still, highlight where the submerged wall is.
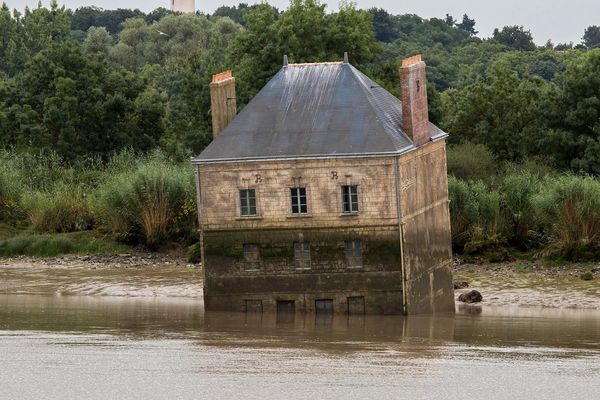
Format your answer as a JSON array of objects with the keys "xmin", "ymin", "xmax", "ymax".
[
  {"xmin": 397, "ymin": 139, "xmax": 455, "ymax": 314},
  {"xmin": 195, "ymin": 144, "xmax": 454, "ymax": 315}
]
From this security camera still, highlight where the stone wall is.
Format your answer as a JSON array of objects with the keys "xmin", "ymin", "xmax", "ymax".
[
  {"xmin": 196, "ymin": 143, "xmax": 454, "ymax": 315},
  {"xmin": 397, "ymin": 139, "xmax": 455, "ymax": 313},
  {"xmin": 197, "ymin": 157, "xmax": 404, "ymax": 314},
  {"xmin": 197, "ymin": 157, "xmax": 398, "ymax": 231}
]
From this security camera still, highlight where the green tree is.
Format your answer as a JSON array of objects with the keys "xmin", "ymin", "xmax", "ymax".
[
  {"xmin": 83, "ymin": 26, "xmax": 113, "ymax": 54},
  {"xmin": 456, "ymin": 14, "xmax": 477, "ymax": 35},
  {"xmin": 543, "ymin": 50, "xmax": 600, "ymax": 173},
  {"xmin": 583, "ymin": 25, "xmax": 600, "ymax": 49},
  {"xmin": 492, "ymin": 26, "xmax": 536, "ymax": 51},
  {"xmin": 441, "ymin": 64, "xmax": 551, "ymax": 161}
]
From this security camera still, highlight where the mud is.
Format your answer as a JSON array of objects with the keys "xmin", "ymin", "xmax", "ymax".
[{"xmin": 454, "ymin": 259, "xmax": 600, "ymax": 309}]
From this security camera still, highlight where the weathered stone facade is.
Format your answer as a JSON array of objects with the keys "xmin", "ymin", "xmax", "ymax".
[{"xmin": 193, "ymin": 55, "xmax": 454, "ymax": 315}]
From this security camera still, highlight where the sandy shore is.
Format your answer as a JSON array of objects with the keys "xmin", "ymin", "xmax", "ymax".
[
  {"xmin": 454, "ymin": 259, "xmax": 600, "ymax": 309},
  {"xmin": 1, "ymin": 254, "xmax": 599, "ymax": 309}
]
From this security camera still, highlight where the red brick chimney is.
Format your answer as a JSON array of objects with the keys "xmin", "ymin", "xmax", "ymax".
[
  {"xmin": 210, "ymin": 70, "xmax": 237, "ymax": 139},
  {"xmin": 400, "ymin": 55, "xmax": 429, "ymax": 147}
]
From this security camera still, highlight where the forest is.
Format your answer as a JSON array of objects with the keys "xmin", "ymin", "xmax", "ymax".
[{"xmin": 2, "ymin": 0, "xmax": 600, "ymax": 262}]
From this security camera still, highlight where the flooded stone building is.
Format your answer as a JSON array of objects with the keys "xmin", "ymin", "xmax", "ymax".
[{"xmin": 192, "ymin": 54, "xmax": 454, "ymax": 315}]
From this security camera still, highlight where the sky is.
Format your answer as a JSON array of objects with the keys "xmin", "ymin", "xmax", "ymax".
[{"xmin": 6, "ymin": 0, "xmax": 599, "ymax": 45}]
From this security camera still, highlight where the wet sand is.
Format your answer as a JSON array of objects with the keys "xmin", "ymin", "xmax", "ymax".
[
  {"xmin": 454, "ymin": 261, "xmax": 600, "ymax": 309},
  {"xmin": 1, "ymin": 255, "xmax": 599, "ymax": 309}
]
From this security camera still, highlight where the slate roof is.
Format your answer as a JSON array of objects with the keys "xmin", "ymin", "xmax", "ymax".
[{"xmin": 194, "ymin": 61, "xmax": 447, "ymax": 164}]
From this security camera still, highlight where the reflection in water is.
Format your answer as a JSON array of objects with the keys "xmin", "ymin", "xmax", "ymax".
[{"xmin": 1, "ymin": 294, "xmax": 600, "ymax": 399}]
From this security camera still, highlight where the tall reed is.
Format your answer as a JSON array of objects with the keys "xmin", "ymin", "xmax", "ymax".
[{"xmin": 92, "ymin": 153, "xmax": 197, "ymax": 246}]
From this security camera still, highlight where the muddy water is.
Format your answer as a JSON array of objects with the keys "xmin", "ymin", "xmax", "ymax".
[{"xmin": 1, "ymin": 260, "xmax": 600, "ymax": 399}]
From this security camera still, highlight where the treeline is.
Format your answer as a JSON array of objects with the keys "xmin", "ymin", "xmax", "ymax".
[
  {"xmin": 2, "ymin": 1, "xmax": 600, "ymax": 164},
  {"xmin": 2, "ymin": 1, "xmax": 600, "ymax": 258}
]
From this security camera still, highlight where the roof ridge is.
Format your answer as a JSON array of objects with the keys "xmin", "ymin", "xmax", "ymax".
[
  {"xmin": 347, "ymin": 65, "xmax": 411, "ymax": 148},
  {"xmin": 287, "ymin": 61, "xmax": 344, "ymax": 67}
]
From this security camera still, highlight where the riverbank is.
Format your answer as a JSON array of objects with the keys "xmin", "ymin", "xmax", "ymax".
[
  {"xmin": 1, "ymin": 254, "xmax": 598, "ymax": 309},
  {"xmin": 454, "ymin": 258, "xmax": 600, "ymax": 309}
]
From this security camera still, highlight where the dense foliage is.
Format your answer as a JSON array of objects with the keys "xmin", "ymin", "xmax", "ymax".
[{"xmin": 2, "ymin": 1, "xmax": 600, "ymax": 258}]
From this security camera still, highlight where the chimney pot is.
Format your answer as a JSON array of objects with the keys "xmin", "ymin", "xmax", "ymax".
[
  {"xmin": 283, "ymin": 55, "xmax": 289, "ymax": 67},
  {"xmin": 343, "ymin": 52, "xmax": 349, "ymax": 64},
  {"xmin": 400, "ymin": 55, "xmax": 429, "ymax": 147}
]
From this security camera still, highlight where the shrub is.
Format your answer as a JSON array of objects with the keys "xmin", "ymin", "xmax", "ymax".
[
  {"xmin": 448, "ymin": 176, "xmax": 501, "ymax": 251},
  {"xmin": 498, "ymin": 171, "xmax": 540, "ymax": 246},
  {"xmin": 93, "ymin": 153, "xmax": 197, "ymax": 247},
  {"xmin": 0, "ymin": 152, "xmax": 24, "ymax": 222},
  {"xmin": 0, "ymin": 232, "xmax": 127, "ymax": 257},
  {"xmin": 21, "ymin": 184, "xmax": 93, "ymax": 233},
  {"xmin": 580, "ymin": 272, "xmax": 594, "ymax": 281},
  {"xmin": 447, "ymin": 142, "xmax": 497, "ymax": 181},
  {"xmin": 534, "ymin": 175, "xmax": 600, "ymax": 260},
  {"xmin": 187, "ymin": 242, "xmax": 201, "ymax": 263}
]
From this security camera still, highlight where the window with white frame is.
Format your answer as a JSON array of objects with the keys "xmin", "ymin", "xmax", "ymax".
[
  {"xmin": 342, "ymin": 185, "xmax": 359, "ymax": 213},
  {"xmin": 240, "ymin": 189, "xmax": 257, "ymax": 216},
  {"xmin": 290, "ymin": 187, "xmax": 308, "ymax": 214}
]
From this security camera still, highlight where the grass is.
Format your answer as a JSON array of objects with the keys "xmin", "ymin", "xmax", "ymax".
[{"xmin": 0, "ymin": 231, "xmax": 128, "ymax": 257}]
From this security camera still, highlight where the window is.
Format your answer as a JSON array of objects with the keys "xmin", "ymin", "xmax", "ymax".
[
  {"xmin": 345, "ymin": 240, "xmax": 362, "ymax": 267},
  {"xmin": 243, "ymin": 244, "xmax": 260, "ymax": 270},
  {"xmin": 290, "ymin": 187, "xmax": 308, "ymax": 214},
  {"xmin": 315, "ymin": 299, "xmax": 334, "ymax": 314},
  {"xmin": 240, "ymin": 189, "xmax": 257, "ymax": 216},
  {"xmin": 243, "ymin": 244, "xmax": 259, "ymax": 262},
  {"xmin": 347, "ymin": 296, "xmax": 365, "ymax": 315},
  {"xmin": 342, "ymin": 185, "xmax": 359, "ymax": 213},
  {"xmin": 294, "ymin": 242, "xmax": 311, "ymax": 269}
]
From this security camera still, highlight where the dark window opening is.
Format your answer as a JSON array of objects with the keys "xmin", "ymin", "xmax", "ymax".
[
  {"xmin": 290, "ymin": 187, "xmax": 308, "ymax": 214},
  {"xmin": 315, "ymin": 299, "xmax": 333, "ymax": 314},
  {"xmin": 240, "ymin": 189, "xmax": 257, "ymax": 216},
  {"xmin": 294, "ymin": 242, "xmax": 311, "ymax": 269},
  {"xmin": 342, "ymin": 185, "xmax": 359, "ymax": 213},
  {"xmin": 348, "ymin": 296, "xmax": 365, "ymax": 315},
  {"xmin": 277, "ymin": 300, "xmax": 295, "ymax": 313},
  {"xmin": 345, "ymin": 240, "xmax": 362, "ymax": 267}
]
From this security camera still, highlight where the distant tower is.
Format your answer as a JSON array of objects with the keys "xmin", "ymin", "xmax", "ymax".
[{"xmin": 171, "ymin": 0, "xmax": 195, "ymax": 13}]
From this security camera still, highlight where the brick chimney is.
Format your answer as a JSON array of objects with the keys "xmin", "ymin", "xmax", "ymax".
[
  {"xmin": 400, "ymin": 55, "xmax": 429, "ymax": 147},
  {"xmin": 210, "ymin": 70, "xmax": 237, "ymax": 139}
]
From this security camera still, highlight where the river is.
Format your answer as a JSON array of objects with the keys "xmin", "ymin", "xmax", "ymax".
[{"xmin": 1, "ymin": 258, "xmax": 599, "ymax": 399}]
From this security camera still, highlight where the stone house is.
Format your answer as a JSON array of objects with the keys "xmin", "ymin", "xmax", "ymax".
[{"xmin": 192, "ymin": 54, "xmax": 454, "ymax": 315}]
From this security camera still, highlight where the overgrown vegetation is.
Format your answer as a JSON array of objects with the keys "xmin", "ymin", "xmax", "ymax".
[
  {"xmin": 0, "ymin": 150, "xmax": 197, "ymax": 255},
  {"xmin": 2, "ymin": 1, "xmax": 600, "ymax": 261}
]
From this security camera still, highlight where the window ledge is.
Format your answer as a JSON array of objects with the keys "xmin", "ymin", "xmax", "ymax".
[
  {"xmin": 286, "ymin": 214, "xmax": 312, "ymax": 219},
  {"xmin": 244, "ymin": 269, "xmax": 261, "ymax": 272},
  {"xmin": 236, "ymin": 216, "xmax": 263, "ymax": 221},
  {"xmin": 347, "ymin": 266, "xmax": 364, "ymax": 270},
  {"xmin": 295, "ymin": 267, "xmax": 312, "ymax": 271},
  {"xmin": 339, "ymin": 212, "xmax": 359, "ymax": 217}
]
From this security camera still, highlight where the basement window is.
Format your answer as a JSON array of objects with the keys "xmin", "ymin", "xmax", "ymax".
[
  {"xmin": 240, "ymin": 189, "xmax": 257, "ymax": 216},
  {"xmin": 243, "ymin": 244, "xmax": 260, "ymax": 270},
  {"xmin": 342, "ymin": 185, "xmax": 359, "ymax": 213},
  {"xmin": 345, "ymin": 240, "xmax": 362, "ymax": 267},
  {"xmin": 294, "ymin": 242, "xmax": 311, "ymax": 269},
  {"xmin": 290, "ymin": 187, "xmax": 308, "ymax": 214}
]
